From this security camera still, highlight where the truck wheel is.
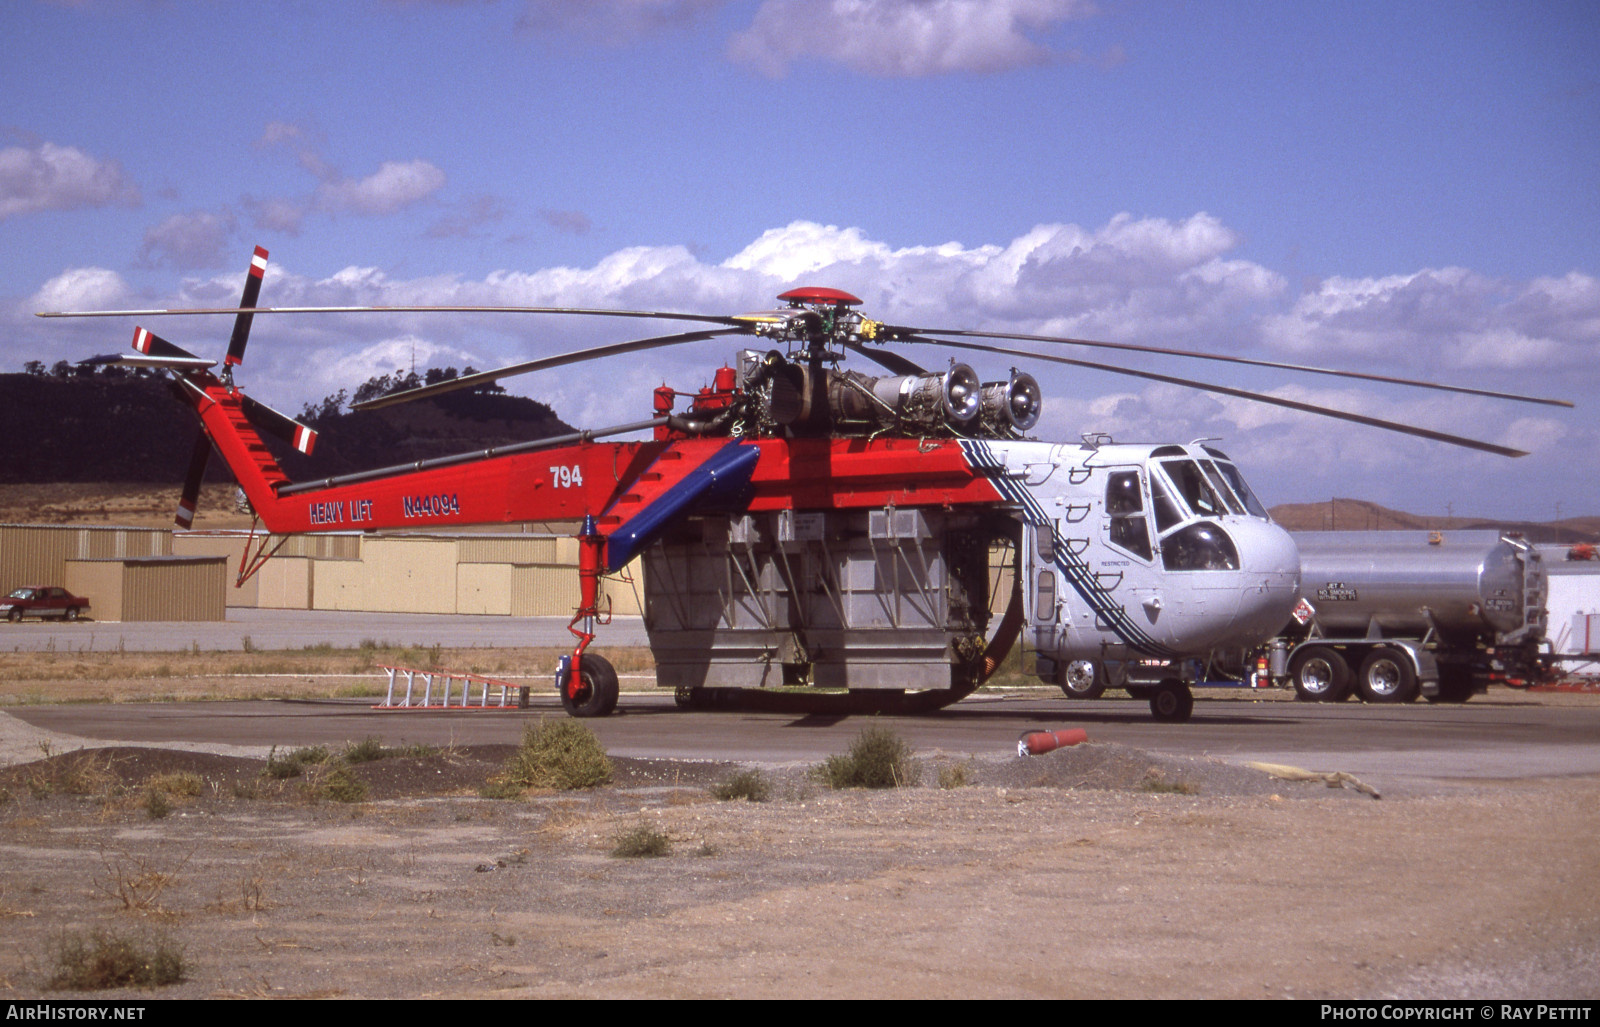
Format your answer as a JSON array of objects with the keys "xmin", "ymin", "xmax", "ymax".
[
  {"xmin": 1357, "ymin": 648, "xmax": 1418, "ymax": 703},
  {"xmin": 560, "ymin": 653, "xmax": 620, "ymax": 718},
  {"xmin": 1148, "ymin": 680, "xmax": 1193, "ymax": 722},
  {"xmin": 1060, "ymin": 660, "xmax": 1105, "ymax": 700},
  {"xmin": 1289, "ymin": 646, "xmax": 1351, "ymax": 702}
]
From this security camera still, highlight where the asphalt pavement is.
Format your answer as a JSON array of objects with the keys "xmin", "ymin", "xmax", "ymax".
[{"xmin": 0, "ymin": 608, "xmax": 651, "ymax": 652}]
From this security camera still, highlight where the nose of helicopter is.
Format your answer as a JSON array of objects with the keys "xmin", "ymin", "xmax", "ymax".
[{"xmin": 1226, "ymin": 518, "xmax": 1302, "ymax": 643}]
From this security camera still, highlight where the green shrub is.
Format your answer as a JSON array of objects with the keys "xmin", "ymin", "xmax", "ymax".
[
  {"xmin": 501, "ymin": 720, "xmax": 612, "ymax": 791},
  {"xmin": 311, "ymin": 766, "xmax": 369, "ymax": 804},
  {"xmin": 341, "ymin": 737, "xmax": 388, "ymax": 764},
  {"xmin": 610, "ymin": 822, "xmax": 671, "ymax": 858},
  {"xmin": 1139, "ymin": 769, "xmax": 1198, "ymax": 795},
  {"xmin": 937, "ymin": 761, "xmax": 974, "ymax": 790},
  {"xmin": 711, "ymin": 768, "xmax": 771, "ymax": 803},
  {"xmin": 815, "ymin": 725, "xmax": 920, "ymax": 789},
  {"xmin": 262, "ymin": 747, "xmax": 302, "ymax": 779},
  {"xmin": 477, "ymin": 777, "xmax": 524, "ymax": 800},
  {"xmin": 144, "ymin": 771, "xmax": 203, "ymax": 797},
  {"xmin": 288, "ymin": 745, "xmax": 331, "ymax": 765},
  {"xmin": 142, "ymin": 789, "xmax": 171, "ymax": 820},
  {"xmin": 47, "ymin": 930, "xmax": 185, "ymax": 990},
  {"xmin": 262, "ymin": 744, "xmax": 331, "ymax": 780}
]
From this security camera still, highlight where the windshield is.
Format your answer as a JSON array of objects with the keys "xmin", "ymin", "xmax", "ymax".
[
  {"xmin": 1159, "ymin": 460, "xmax": 1232, "ymax": 519},
  {"xmin": 1211, "ymin": 461, "xmax": 1269, "ymax": 518},
  {"xmin": 6, "ymin": 589, "xmax": 31, "ymax": 600},
  {"xmin": 1159, "ymin": 458, "xmax": 1270, "ymax": 520},
  {"xmin": 1161, "ymin": 522, "xmax": 1240, "ymax": 572}
]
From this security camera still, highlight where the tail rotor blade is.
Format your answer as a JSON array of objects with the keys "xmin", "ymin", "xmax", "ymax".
[
  {"xmin": 175, "ymin": 432, "xmax": 212, "ymax": 529},
  {"xmin": 239, "ymin": 393, "xmax": 318, "ymax": 455},
  {"xmin": 225, "ymin": 246, "xmax": 268, "ymax": 369},
  {"xmin": 131, "ymin": 326, "xmax": 202, "ymax": 362}
]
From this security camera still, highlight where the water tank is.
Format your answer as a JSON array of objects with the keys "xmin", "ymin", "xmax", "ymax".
[{"xmin": 1291, "ymin": 531, "xmax": 1543, "ymax": 643}]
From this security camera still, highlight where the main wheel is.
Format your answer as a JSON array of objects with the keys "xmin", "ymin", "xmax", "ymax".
[
  {"xmin": 1357, "ymin": 647, "xmax": 1418, "ymax": 703},
  {"xmin": 1059, "ymin": 660, "xmax": 1105, "ymax": 700},
  {"xmin": 1148, "ymin": 679, "xmax": 1194, "ymax": 722},
  {"xmin": 560, "ymin": 653, "xmax": 619, "ymax": 718},
  {"xmin": 1289, "ymin": 646, "xmax": 1352, "ymax": 702}
]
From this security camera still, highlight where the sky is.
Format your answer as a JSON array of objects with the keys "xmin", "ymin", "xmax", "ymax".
[{"xmin": 3, "ymin": 0, "xmax": 1597, "ymax": 521}]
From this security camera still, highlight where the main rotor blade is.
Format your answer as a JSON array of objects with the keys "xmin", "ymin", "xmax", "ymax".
[
  {"xmin": 843, "ymin": 340, "xmax": 927, "ymax": 376},
  {"xmin": 225, "ymin": 246, "xmax": 269, "ymax": 370},
  {"xmin": 931, "ymin": 337, "xmax": 1530, "ymax": 458},
  {"xmin": 893, "ymin": 328, "xmax": 1572, "ymax": 409},
  {"xmin": 351, "ymin": 326, "xmax": 750, "ymax": 412},
  {"xmin": 38, "ymin": 304, "xmax": 755, "ymax": 328}
]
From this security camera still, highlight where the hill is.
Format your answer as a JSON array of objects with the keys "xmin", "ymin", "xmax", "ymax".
[
  {"xmin": 1268, "ymin": 497, "xmax": 1598, "ymax": 544},
  {"xmin": 0, "ymin": 371, "xmax": 575, "ymax": 485}
]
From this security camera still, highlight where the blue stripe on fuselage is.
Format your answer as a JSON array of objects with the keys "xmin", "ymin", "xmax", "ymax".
[{"xmin": 960, "ymin": 439, "xmax": 1179, "ymax": 659}]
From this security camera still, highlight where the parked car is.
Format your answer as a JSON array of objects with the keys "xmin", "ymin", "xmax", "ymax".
[{"xmin": 1, "ymin": 587, "xmax": 91, "ymax": 622}]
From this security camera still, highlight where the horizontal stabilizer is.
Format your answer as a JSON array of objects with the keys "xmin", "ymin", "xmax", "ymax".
[{"xmin": 80, "ymin": 352, "xmax": 215, "ymax": 371}]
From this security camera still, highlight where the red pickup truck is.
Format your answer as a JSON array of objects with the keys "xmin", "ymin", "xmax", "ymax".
[{"xmin": 2, "ymin": 587, "xmax": 91, "ymax": 622}]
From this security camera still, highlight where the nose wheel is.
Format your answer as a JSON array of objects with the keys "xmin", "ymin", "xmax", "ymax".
[
  {"xmin": 559, "ymin": 652, "xmax": 620, "ymax": 718},
  {"xmin": 1148, "ymin": 679, "xmax": 1193, "ymax": 722}
]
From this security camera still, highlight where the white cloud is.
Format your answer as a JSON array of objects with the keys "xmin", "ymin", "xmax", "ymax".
[
  {"xmin": 27, "ymin": 267, "xmax": 131, "ymax": 313},
  {"xmin": 516, "ymin": 0, "xmax": 727, "ymax": 41},
  {"xmin": 305, "ymin": 336, "xmax": 485, "ymax": 404},
  {"xmin": 0, "ymin": 142, "xmax": 140, "ymax": 220},
  {"xmin": 728, "ymin": 0, "xmax": 1098, "ymax": 78},
  {"xmin": 536, "ymin": 208, "xmax": 592, "ymax": 236},
  {"xmin": 12, "ymin": 215, "xmax": 1591, "ymax": 519},
  {"xmin": 317, "ymin": 160, "xmax": 447, "ymax": 216},
  {"xmin": 1261, "ymin": 267, "xmax": 1598, "ymax": 374},
  {"xmin": 139, "ymin": 209, "xmax": 239, "ymax": 269}
]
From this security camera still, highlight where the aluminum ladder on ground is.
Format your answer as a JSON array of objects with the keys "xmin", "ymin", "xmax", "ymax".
[{"xmin": 373, "ymin": 665, "xmax": 532, "ymax": 710}]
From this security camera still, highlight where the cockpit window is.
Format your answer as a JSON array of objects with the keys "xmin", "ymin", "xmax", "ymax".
[
  {"xmin": 1150, "ymin": 474, "xmax": 1185, "ymax": 533},
  {"xmin": 1106, "ymin": 471, "xmax": 1143, "ymax": 515},
  {"xmin": 1160, "ymin": 522, "xmax": 1240, "ymax": 572},
  {"xmin": 1199, "ymin": 462, "xmax": 1246, "ymax": 515},
  {"xmin": 1104, "ymin": 471, "xmax": 1152, "ymax": 561},
  {"xmin": 1159, "ymin": 460, "xmax": 1231, "ymax": 519},
  {"xmin": 1212, "ymin": 461, "xmax": 1269, "ymax": 518}
]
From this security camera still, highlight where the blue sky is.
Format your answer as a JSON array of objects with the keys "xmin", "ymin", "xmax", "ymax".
[{"xmin": 3, "ymin": 0, "xmax": 1596, "ymax": 520}]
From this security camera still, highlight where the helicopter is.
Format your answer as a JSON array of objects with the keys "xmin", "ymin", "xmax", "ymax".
[{"xmin": 42, "ymin": 247, "xmax": 1573, "ymax": 721}]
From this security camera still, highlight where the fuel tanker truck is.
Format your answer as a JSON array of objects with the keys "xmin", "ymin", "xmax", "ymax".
[{"xmin": 1269, "ymin": 530, "xmax": 1548, "ymax": 703}]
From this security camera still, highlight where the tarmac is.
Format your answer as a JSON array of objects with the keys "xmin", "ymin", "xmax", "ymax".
[{"xmin": 0, "ymin": 608, "xmax": 651, "ymax": 652}]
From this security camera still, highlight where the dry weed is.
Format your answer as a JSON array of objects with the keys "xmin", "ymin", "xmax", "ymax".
[{"xmin": 93, "ymin": 849, "xmax": 194, "ymax": 914}]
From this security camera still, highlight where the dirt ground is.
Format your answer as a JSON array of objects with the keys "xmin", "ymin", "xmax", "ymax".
[
  {"xmin": 1, "ymin": 712, "xmax": 1597, "ymax": 1000},
  {"xmin": 0, "ymin": 483, "xmax": 256, "ymax": 530}
]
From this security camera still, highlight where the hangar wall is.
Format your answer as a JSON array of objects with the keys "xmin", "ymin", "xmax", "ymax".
[
  {"xmin": 63, "ymin": 556, "xmax": 228, "ymax": 622},
  {"xmin": 0, "ymin": 525, "xmax": 170, "ymax": 596},
  {"xmin": 1, "ymin": 525, "xmax": 640, "ymax": 620}
]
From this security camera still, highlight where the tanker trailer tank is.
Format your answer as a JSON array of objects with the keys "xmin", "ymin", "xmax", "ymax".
[{"xmin": 1275, "ymin": 530, "xmax": 1546, "ymax": 703}]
